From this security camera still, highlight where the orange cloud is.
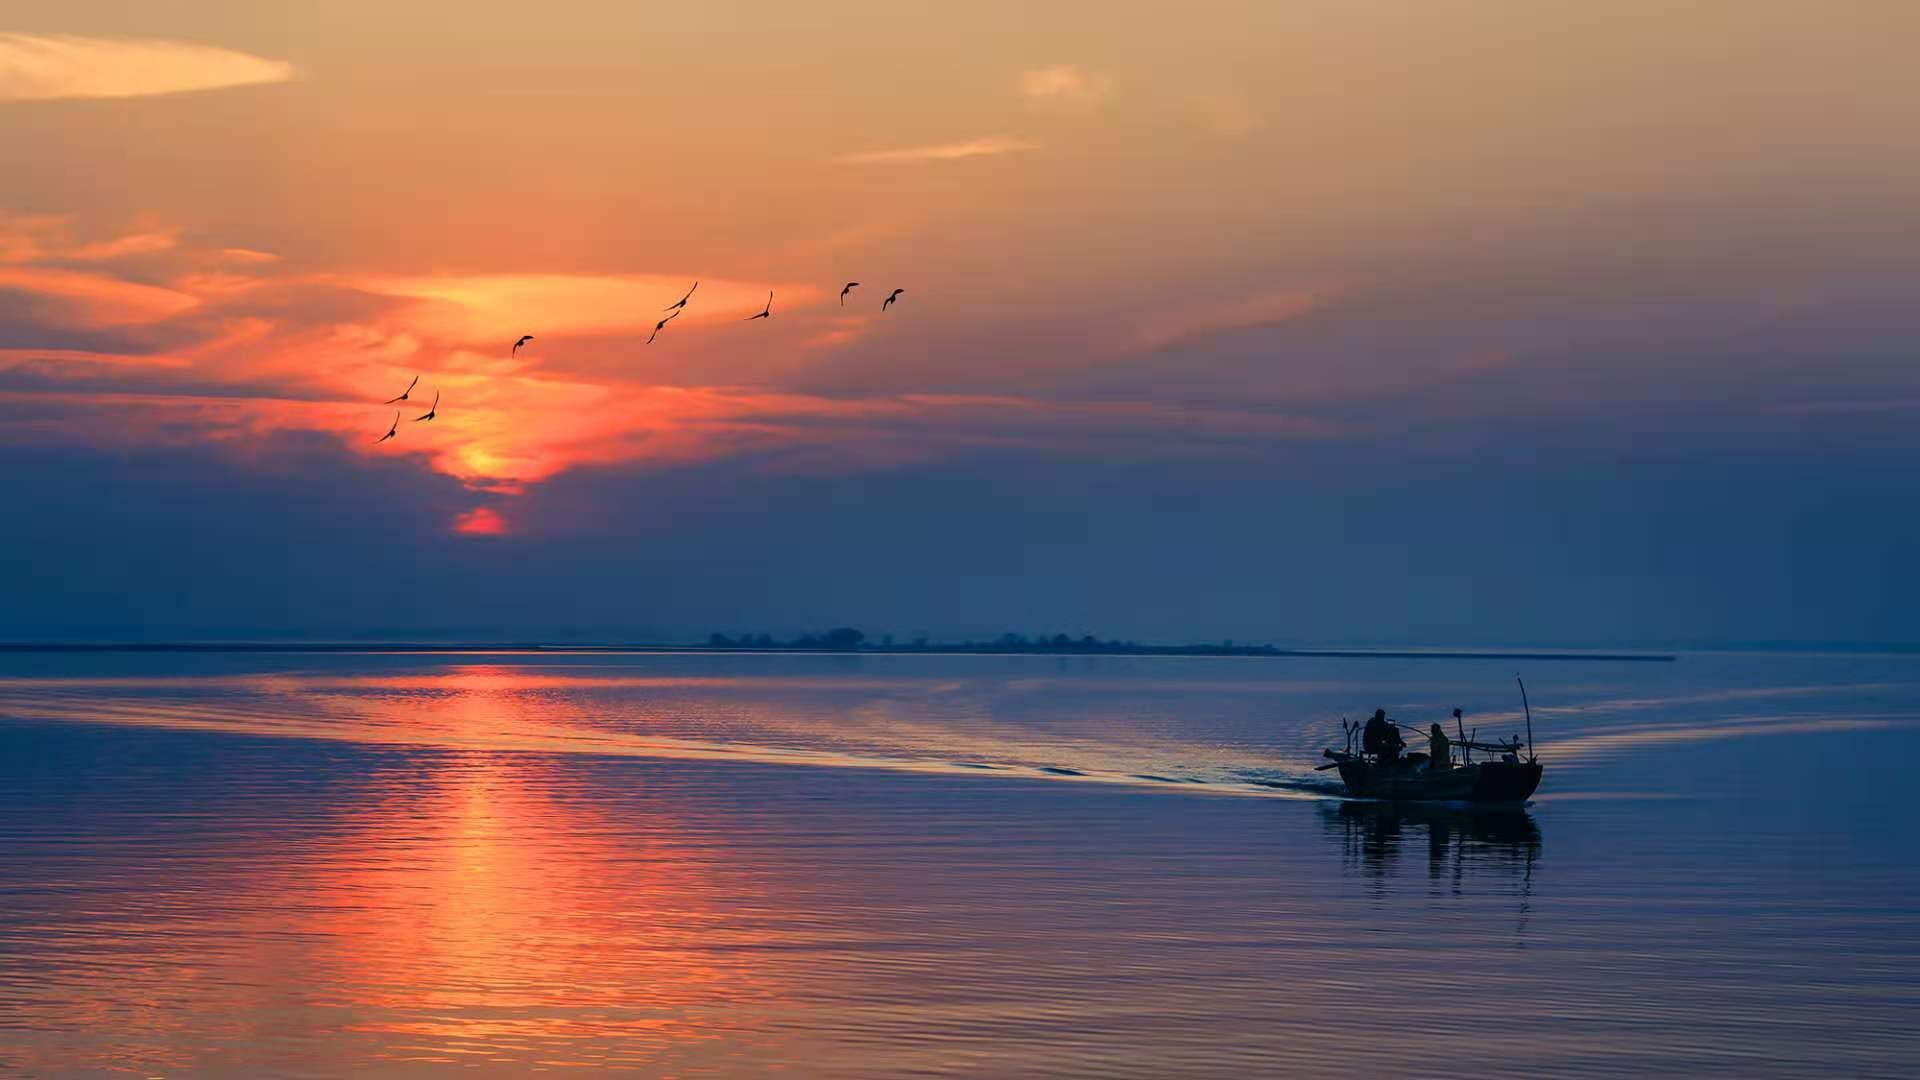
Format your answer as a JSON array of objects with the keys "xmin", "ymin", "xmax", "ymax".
[
  {"xmin": 0, "ymin": 266, "xmax": 200, "ymax": 325},
  {"xmin": 0, "ymin": 347, "xmax": 193, "ymax": 375},
  {"xmin": 0, "ymin": 214, "xmax": 63, "ymax": 263},
  {"xmin": 0, "ymin": 228, "xmax": 1336, "ymax": 512},
  {"xmin": 0, "ymin": 34, "xmax": 294, "ymax": 102},
  {"xmin": 0, "ymin": 215, "xmax": 199, "ymax": 265},
  {"xmin": 215, "ymin": 247, "xmax": 281, "ymax": 265},
  {"xmin": 349, "ymin": 273, "xmax": 822, "ymax": 343},
  {"xmin": 67, "ymin": 230, "xmax": 181, "ymax": 261}
]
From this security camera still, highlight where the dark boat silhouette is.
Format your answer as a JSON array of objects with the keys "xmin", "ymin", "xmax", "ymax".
[
  {"xmin": 1319, "ymin": 748, "xmax": 1542, "ymax": 802},
  {"xmin": 1318, "ymin": 678, "xmax": 1545, "ymax": 803}
]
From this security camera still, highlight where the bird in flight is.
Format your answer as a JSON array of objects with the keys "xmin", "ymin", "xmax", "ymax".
[
  {"xmin": 375, "ymin": 411, "xmax": 399, "ymax": 444},
  {"xmin": 746, "ymin": 290, "xmax": 773, "ymax": 320},
  {"xmin": 512, "ymin": 335, "xmax": 534, "ymax": 357},
  {"xmin": 664, "ymin": 281, "xmax": 698, "ymax": 313},
  {"xmin": 840, "ymin": 282, "xmax": 860, "ymax": 306},
  {"xmin": 414, "ymin": 391, "xmax": 439, "ymax": 422},
  {"xmin": 648, "ymin": 309, "xmax": 680, "ymax": 344},
  {"xmin": 882, "ymin": 288, "xmax": 905, "ymax": 311},
  {"xmin": 384, "ymin": 375, "xmax": 418, "ymax": 404}
]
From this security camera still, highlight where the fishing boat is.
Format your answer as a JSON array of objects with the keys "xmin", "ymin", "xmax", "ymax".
[
  {"xmin": 1319, "ymin": 748, "xmax": 1542, "ymax": 802},
  {"xmin": 1317, "ymin": 678, "xmax": 1544, "ymax": 803}
]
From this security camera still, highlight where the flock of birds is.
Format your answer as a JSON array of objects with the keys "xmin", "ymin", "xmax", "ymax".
[
  {"xmin": 371, "ymin": 279, "xmax": 908, "ymax": 445},
  {"xmin": 373, "ymin": 375, "xmax": 435, "ymax": 444}
]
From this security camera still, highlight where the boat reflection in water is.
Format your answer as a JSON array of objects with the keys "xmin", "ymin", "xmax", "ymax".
[{"xmin": 1320, "ymin": 800, "xmax": 1541, "ymax": 924}]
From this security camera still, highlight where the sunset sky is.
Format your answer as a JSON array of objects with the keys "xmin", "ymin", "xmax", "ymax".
[{"xmin": 3, "ymin": 2, "xmax": 1919, "ymax": 645}]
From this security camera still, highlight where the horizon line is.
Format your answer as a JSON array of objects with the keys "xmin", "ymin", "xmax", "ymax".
[{"xmin": 0, "ymin": 640, "xmax": 1681, "ymax": 662}]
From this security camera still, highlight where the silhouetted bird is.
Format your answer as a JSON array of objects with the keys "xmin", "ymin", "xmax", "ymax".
[
  {"xmin": 664, "ymin": 281, "xmax": 698, "ymax": 312},
  {"xmin": 746, "ymin": 291, "xmax": 773, "ymax": 320},
  {"xmin": 882, "ymin": 288, "xmax": 904, "ymax": 311},
  {"xmin": 840, "ymin": 281, "xmax": 860, "ymax": 305},
  {"xmin": 512, "ymin": 334, "xmax": 534, "ymax": 357},
  {"xmin": 647, "ymin": 309, "xmax": 680, "ymax": 344},
  {"xmin": 376, "ymin": 410, "xmax": 399, "ymax": 443},
  {"xmin": 414, "ymin": 391, "xmax": 438, "ymax": 422},
  {"xmin": 384, "ymin": 375, "xmax": 418, "ymax": 404}
]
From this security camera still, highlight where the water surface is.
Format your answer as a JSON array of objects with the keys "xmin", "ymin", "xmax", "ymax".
[{"xmin": 1, "ymin": 651, "xmax": 1914, "ymax": 1076}]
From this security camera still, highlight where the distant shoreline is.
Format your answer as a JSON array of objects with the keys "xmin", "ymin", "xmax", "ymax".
[{"xmin": 0, "ymin": 642, "xmax": 1679, "ymax": 662}]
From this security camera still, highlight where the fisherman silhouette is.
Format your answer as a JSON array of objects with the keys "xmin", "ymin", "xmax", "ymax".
[
  {"xmin": 1428, "ymin": 722, "xmax": 1451, "ymax": 772},
  {"xmin": 1362, "ymin": 709, "xmax": 1403, "ymax": 765}
]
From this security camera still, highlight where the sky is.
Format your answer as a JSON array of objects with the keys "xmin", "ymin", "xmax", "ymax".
[{"xmin": 2, "ymin": 1, "xmax": 1918, "ymax": 646}]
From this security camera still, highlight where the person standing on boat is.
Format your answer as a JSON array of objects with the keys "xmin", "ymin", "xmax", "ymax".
[{"xmin": 1427, "ymin": 723, "xmax": 1452, "ymax": 772}]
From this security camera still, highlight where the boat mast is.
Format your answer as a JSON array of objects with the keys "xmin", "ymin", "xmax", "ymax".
[{"xmin": 1516, "ymin": 676, "xmax": 1537, "ymax": 763}]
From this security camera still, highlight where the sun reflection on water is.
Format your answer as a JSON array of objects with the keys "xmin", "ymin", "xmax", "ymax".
[{"xmin": 286, "ymin": 751, "xmax": 780, "ymax": 1071}]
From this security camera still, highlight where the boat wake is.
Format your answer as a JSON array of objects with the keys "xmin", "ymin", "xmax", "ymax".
[
  {"xmin": 1232, "ymin": 769, "xmax": 1349, "ymax": 797},
  {"xmin": 0, "ymin": 686, "xmax": 1333, "ymax": 800}
]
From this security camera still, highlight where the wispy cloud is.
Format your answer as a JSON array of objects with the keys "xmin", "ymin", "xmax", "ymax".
[
  {"xmin": 0, "ymin": 266, "xmax": 199, "ymax": 325},
  {"xmin": 1019, "ymin": 65, "xmax": 1114, "ymax": 114},
  {"xmin": 215, "ymin": 248, "xmax": 281, "ymax": 265},
  {"xmin": 0, "ymin": 213, "xmax": 62, "ymax": 263},
  {"xmin": 834, "ymin": 137, "xmax": 1038, "ymax": 166},
  {"xmin": 67, "ymin": 230, "xmax": 181, "ymax": 261},
  {"xmin": 0, "ymin": 34, "xmax": 294, "ymax": 103},
  {"xmin": 0, "ymin": 347, "xmax": 194, "ymax": 375},
  {"xmin": 0, "ymin": 215, "xmax": 188, "ymax": 265},
  {"xmin": 1132, "ymin": 288, "xmax": 1332, "ymax": 352}
]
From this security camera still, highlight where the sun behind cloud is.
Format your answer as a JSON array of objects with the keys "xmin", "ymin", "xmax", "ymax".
[
  {"xmin": 0, "ymin": 223, "xmax": 1336, "ymax": 511},
  {"xmin": 452, "ymin": 506, "xmax": 508, "ymax": 536}
]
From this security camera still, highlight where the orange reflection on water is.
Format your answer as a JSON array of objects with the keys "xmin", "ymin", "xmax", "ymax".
[{"xmin": 282, "ymin": 749, "xmax": 783, "ymax": 1071}]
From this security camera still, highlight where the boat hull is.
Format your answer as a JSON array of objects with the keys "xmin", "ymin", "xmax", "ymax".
[{"xmin": 1334, "ymin": 759, "xmax": 1542, "ymax": 803}]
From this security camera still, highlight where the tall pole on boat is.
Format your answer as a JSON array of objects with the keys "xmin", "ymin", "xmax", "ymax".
[{"xmin": 1516, "ymin": 676, "xmax": 1536, "ymax": 763}]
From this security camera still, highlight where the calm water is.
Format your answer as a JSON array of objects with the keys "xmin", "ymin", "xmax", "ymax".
[{"xmin": 0, "ymin": 650, "xmax": 1915, "ymax": 1077}]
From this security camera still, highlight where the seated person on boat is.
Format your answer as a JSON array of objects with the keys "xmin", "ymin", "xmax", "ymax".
[{"xmin": 1361, "ymin": 709, "xmax": 1404, "ymax": 764}]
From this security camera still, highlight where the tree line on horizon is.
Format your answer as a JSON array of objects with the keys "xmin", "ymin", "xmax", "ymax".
[{"xmin": 702, "ymin": 628, "xmax": 1282, "ymax": 655}]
